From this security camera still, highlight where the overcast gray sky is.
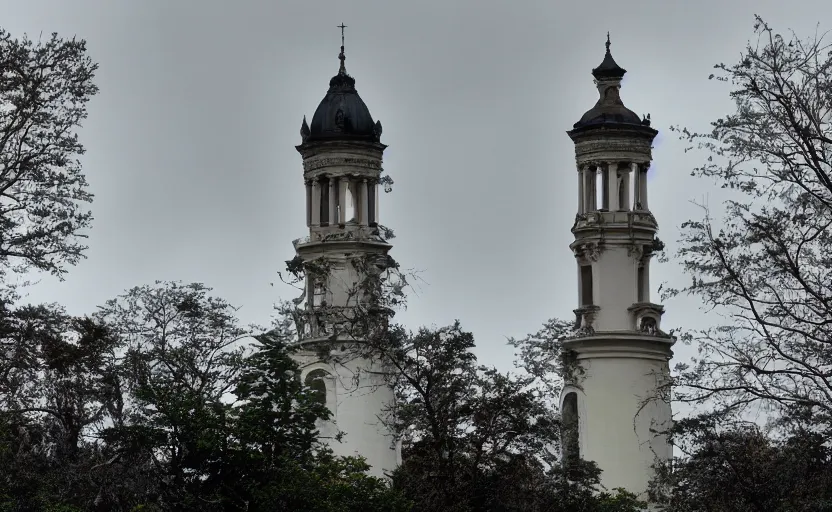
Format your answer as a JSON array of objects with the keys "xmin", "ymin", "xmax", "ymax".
[{"xmin": 3, "ymin": 0, "xmax": 830, "ymax": 383}]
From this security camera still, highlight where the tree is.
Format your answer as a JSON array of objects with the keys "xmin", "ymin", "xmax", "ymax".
[
  {"xmin": 96, "ymin": 281, "xmax": 409, "ymax": 511},
  {"xmin": 649, "ymin": 413, "xmax": 832, "ymax": 511},
  {"xmin": 95, "ymin": 281, "xmax": 250, "ymax": 509},
  {"xmin": 0, "ymin": 303, "xmax": 131, "ymax": 511},
  {"xmin": 280, "ymin": 244, "xmax": 646, "ymax": 511},
  {"xmin": 0, "ymin": 28, "xmax": 98, "ymax": 280},
  {"xmin": 664, "ymin": 16, "xmax": 832, "ymax": 429},
  {"xmin": 0, "ymin": 282, "xmax": 410, "ymax": 511},
  {"xmin": 386, "ymin": 322, "xmax": 645, "ymax": 512}
]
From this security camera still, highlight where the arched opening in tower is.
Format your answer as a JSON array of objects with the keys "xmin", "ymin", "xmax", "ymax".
[
  {"xmin": 344, "ymin": 181, "xmax": 357, "ymax": 223},
  {"xmin": 617, "ymin": 167, "xmax": 629, "ymax": 211},
  {"xmin": 597, "ymin": 167, "xmax": 608, "ymax": 211},
  {"xmin": 305, "ymin": 369, "xmax": 331, "ymax": 407},
  {"xmin": 320, "ymin": 178, "xmax": 330, "ymax": 226},
  {"xmin": 580, "ymin": 265, "xmax": 594, "ymax": 306},
  {"xmin": 562, "ymin": 392, "xmax": 580, "ymax": 463},
  {"xmin": 312, "ymin": 278, "xmax": 326, "ymax": 307}
]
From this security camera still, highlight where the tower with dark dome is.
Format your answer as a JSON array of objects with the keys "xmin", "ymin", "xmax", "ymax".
[
  {"xmin": 291, "ymin": 29, "xmax": 399, "ymax": 479},
  {"xmin": 558, "ymin": 35, "xmax": 674, "ymax": 502}
]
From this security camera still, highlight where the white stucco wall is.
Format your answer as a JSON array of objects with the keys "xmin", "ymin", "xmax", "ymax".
[
  {"xmin": 566, "ymin": 351, "xmax": 672, "ymax": 497},
  {"xmin": 297, "ymin": 350, "xmax": 399, "ymax": 479},
  {"xmin": 593, "ymin": 246, "xmax": 640, "ymax": 331}
]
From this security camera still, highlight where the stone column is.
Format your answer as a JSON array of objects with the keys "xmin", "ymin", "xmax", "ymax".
[
  {"xmin": 374, "ymin": 180, "xmax": 380, "ymax": 223},
  {"xmin": 607, "ymin": 162, "xmax": 619, "ymax": 211},
  {"xmin": 577, "ymin": 166, "xmax": 585, "ymax": 214},
  {"xmin": 311, "ymin": 180, "xmax": 321, "ymax": 226},
  {"xmin": 639, "ymin": 164, "xmax": 649, "ymax": 210},
  {"xmin": 339, "ymin": 177, "xmax": 349, "ymax": 224},
  {"xmin": 305, "ymin": 181, "xmax": 312, "ymax": 227},
  {"xmin": 600, "ymin": 166, "xmax": 609, "ymax": 210},
  {"xmin": 621, "ymin": 166, "xmax": 631, "ymax": 211},
  {"xmin": 328, "ymin": 178, "xmax": 337, "ymax": 225},
  {"xmin": 588, "ymin": 167, "xmax": 597, "ymax": 211},
  {"xmin": 360, "ymin": 179, "xmax": 369, "ymax": 226},
  {"xmin": 631, "ymin": 162, "xmax": 640, "ymax": 209}
]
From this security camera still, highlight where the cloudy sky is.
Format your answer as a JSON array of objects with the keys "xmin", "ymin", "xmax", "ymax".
[{"xmin": 3, "ymin": 0, "xmax": 830, "ymax": 392}]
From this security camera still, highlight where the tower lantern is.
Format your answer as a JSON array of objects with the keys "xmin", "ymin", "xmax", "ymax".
[
  {"xmin": 560, "ymin": 35, "xmax": 674, "ymax": 501},
  {"xmin": 291, "ymin": 26, "xmax": 398, "ymax": 479}
]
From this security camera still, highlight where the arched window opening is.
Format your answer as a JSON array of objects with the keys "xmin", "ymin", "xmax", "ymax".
[
  {"xmin": 312, "ymin": 278, "xmax": 326, "ymax": 307},
  {"xmin": 368, "ymin": 182, "xmax": 377, "ymax": 225},
  {"xmin": 304, "ymin": 369, "xmax": 330, "ymax": 406},
  {"xmin": 320, "ymin": 178, "xmax": 330, "ymax": 226},
  {"xmin": 562, "ymin": 392, "xmax": 579, "ymax": 463},
  {"xmin": 580, "ymin": 265, "xmax": 594, "ymax": 306},
  {"xmin": 617, "ymin": 172, "xmax": 627, "ymax": 211}
]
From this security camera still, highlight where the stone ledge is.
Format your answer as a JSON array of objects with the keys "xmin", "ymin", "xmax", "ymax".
[{"xmin": 563, "ymin": 333, "xmax": 675, "ymax": 361}]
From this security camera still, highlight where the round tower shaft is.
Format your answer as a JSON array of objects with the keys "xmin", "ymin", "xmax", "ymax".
[
  {"xmin": 560, "ymin": 35, "xmax": 674, "ymax": 502},
  {"xmin": 291, "ymin": 30, "xmax": 399, "ymax": 479}
]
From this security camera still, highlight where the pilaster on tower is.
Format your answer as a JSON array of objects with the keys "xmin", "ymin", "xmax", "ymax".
[
  {"xmin": 559, "ymin": 35, "xmax": 674, "ymax": 504},
  {"xmin": 290, "ymin": 30, "xmax": 399, "ymax": 479}
]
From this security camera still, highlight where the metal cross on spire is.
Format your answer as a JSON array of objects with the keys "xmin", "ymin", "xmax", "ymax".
[
  {"xmin": 337, "ymin": 23, "xmax": 347, "ymax": 74},
  {"xmin": 338, "ymin": 23, "xmax": 347, "ymax": 48}
]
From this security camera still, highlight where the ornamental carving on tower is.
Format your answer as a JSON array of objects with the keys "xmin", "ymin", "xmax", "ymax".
[
  {"xmin": 583, "ymin": 242, "xmax": 603, "ymax": 262},
  {"xmin": 303, "ymin": 157, "xmax": 382, "ymax": 173},
  {"xmin": 639, "ymin": 316, "xmax": 658, "ymax": 335},
  {"xmin": 574, "ymin": 140, "xmax": 653, "ymax": 165},
  {"xmin": 628, "ymin": 243, "xmax": 654, "ymax": 264},
  {"xmin": 334, "ymin": 108, "xmax": 346, "ymax": 130},
  {"xmin": 572, "ymin": 306, "xmax": 599, "ymax": 337}
]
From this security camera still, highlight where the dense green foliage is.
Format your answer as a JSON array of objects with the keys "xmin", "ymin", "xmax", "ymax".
[
  {"xmin": 0, "ymin": 283, "xmax": 411, "ymax": 511},
  {"xmin": 650, "ymin": 414, "xmax": 832, "ymax": 511},
  {"xmin": 0, "ymin": 28, "xmax": 97, "ymax": 281},
  {"xmin": 379, "ymin": 322, "xmax": 646, "ymax": 511}
]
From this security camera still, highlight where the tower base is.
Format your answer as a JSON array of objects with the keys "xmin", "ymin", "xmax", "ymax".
[{"xmin": 561, "ymin": 334, "xmax": 673, "ymax": 499}]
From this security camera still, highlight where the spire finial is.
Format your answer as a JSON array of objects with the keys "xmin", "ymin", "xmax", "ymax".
[
  {"xmin": 338, "ymin": 23, "xmax": 347, "ymax": 75},
  {"xmin": 606, "ymin": 32, "xmax": 611, "ymax": 53}
]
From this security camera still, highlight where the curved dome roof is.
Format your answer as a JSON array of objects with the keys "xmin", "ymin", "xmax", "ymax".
[
  {"xmin": 301, "ymin": 51, "xmax": 381, "ymax": 144},
  {"xmin": 574, "ymin": 87, "xmax": 643, "ymax": 128},
  {"xmin": 572, "ymin": 35, "xmax": 649, "ymax": 130}
]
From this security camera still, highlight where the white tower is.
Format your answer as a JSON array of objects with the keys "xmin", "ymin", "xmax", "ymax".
[
  {"xmin": 291, "ymin": 32, "xmax": 399, "ymax": 478},
  {"xmin": 559, "ymin": 36, "xmax": 674, "ymax": 500}
]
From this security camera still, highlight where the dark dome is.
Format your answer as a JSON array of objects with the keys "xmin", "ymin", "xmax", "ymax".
[
  {"xmin": 303, "ymin": 55, "xmax": 381, "ymax": 143},
  {"xmin": 575, "ymin": 101, "xmax": 642, "ymax": 128},
  {"xmin": 572, "ymin": 35, "xmax": 648, "ymax": 130}
]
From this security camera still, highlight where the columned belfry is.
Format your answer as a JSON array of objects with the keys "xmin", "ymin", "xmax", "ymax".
[
  {"xmin": 560, "ymin": 35, "xmax": 675, "ymax": 500},
  {"xmin": 291, "ymin": 26, "xmax": 398, "ymax": 478}
]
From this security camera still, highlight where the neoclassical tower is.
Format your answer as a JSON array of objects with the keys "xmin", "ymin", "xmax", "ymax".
[
  {"xmin": 559, "ymin": 37, "xmax": 675, "ymax": 499},
  {"xmin": 291, "ymin": 35, "xmax": 399, "ymax": 478}
]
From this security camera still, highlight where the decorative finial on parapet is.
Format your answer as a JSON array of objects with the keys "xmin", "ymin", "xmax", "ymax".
[{"xmin": 300, "ymin": 115, "xmax": 310, "ymax": 142}]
